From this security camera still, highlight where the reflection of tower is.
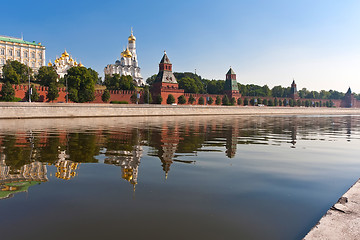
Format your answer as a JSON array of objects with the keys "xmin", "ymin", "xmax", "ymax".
[
  {"xmin": 0, "ymin": 160, "xmax": 48, "ymax": 200},
  {"xmin": 225, "ymin": 119, "xmax": 239, "ymax": 158},
  {"xmin": 346, "ymin": 115, "xmax": 352, "ymax": 142},
  {"xmin": 290, "ymin": 118, "xmax": 298, "ymax": 147},
  {"xmin": 104, "ymin": 145, "xmax": 143, "ymax": 189},
  {"xmin": 55, "ymin": 150, "xmax": 79, "ymax": 180},
  {"xmin": 159, "ymin": 124, "xmax": 180, "ymax": 178}
]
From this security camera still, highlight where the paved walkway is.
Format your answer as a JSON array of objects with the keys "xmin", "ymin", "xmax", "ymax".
[{"xmin": 304, "ymin": 178, "xmax": 360, "ymax": 240}]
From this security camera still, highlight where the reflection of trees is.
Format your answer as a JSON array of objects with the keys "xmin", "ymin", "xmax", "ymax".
[{"xmin": 67, "ymin": 132, "xmax": 100, "ymax": 163}]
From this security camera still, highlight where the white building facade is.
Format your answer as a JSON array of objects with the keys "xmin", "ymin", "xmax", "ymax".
[
  {"xmin": 104, "ymin": 30, "xmax": 143, "ymax": 86},
  {"xmin": 48, "ymin": 50, "xmax": 84, "ymax": 79},
  {"xmin": 0, "ymin": 35, "xmax": 46, "ymax": 76}
]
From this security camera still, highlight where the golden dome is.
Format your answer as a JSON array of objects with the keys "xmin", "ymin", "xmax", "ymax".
[
  {"xmin": 47, "ymin": 61, "xmax": 52, "ymax": 67},
  {"xmin": 74, "ymin": 60, "xmax": 78, "ymax": 65},
  {"xmin": 78, "ymin": 62, "xmax": 84, "ymax": 67},
  {"xmin": 62, "ymin": 50, "xmax": 69, "ymax": 58},
  {"xmin": 69, "ymin": 57, "xmax": 74, "ymax": 62},
  {"xmin": 121, "ymin": 47, "xmax": 132, "ymax": 58},
  {"xmin": 128, "ymin": 28, "xmax": 136, "ymax": 42}
]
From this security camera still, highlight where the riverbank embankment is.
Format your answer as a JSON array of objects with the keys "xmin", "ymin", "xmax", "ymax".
[
  {"xmin": 1, "ymin": 102, "xmax": 360, "ymax": 119},
  {"xmin": 304, "ymin": 178, "xmax": 360, "ymax": 240}
]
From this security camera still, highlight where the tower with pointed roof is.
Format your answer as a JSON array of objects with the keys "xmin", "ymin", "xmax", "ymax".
[
  {"xmin": 343, "ymin": 87, "xmax": 355, "ymax": 108},
  {"xmin": 151, "ymin": 51, "xmax": 184, "ymax": 104},
  {"xmin": 290, "ymin": 79, "xmax": 299, "ymax": 99},
  {"xmin": 224, "ymin": 67, "xmax": 241, "ymax": 99}
]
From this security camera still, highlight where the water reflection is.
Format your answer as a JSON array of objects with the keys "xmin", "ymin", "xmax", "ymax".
[{"xmin": 0, "ymin": 115, "xmax": 359, "ymax": 200}]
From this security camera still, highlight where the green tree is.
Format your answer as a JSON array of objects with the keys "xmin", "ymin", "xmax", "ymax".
[
  {"xmin": 0, "ymin": 81, "xmax": 15, "ymax": 101},
  {"xmin": 2, "ymin": 60, "xmax": 32, "ymax": 84},
  {"xmin": 198, "ymin": 96, "xmax": 205, "ymax": 105},
  {"xmin": 104, "ymin": 74, "xmax": 135, "ymax": 91},
  {"xmin": 283, "ymin": 99, "xmax": 288, "ymax": 106},
  {"xmin": 297, "ymin": 99, "xmax": 301, "ymax": 107},
  {"xmin": 244, "ymin": 98, "xmax": 249, "ymax": 106},
  {"xmin": 188, "ymin": 94, "xmax": 196, "ymax": 104},
  {"xmin": 279, "ymin": 99, "xmax": 283, "ymax": 106},
  {"xmin": 215, "ymin": 96, "xmax": 221, "ymax": 105},
  {"xmin": 65, "ymin": 67, "xmax": 97, "ymax": 103},
  {"xmin": 143, "ymin": 87, "xmax": 152, "ymax": 104},
  {"xmin": 155, "ymin": 95, "xmax": 163, "ymax": 104},
  {"xmin": 237, "ymin": 98, "xmax": 242, "ymax": 105},
  {"xmin": 47, "ymin": 82, "xmax": 59, "ymax": 102},
  {"xmin": 25, "ymin": 84, "xmax": 40, "ymax": 102},
  {"xmin": 208, "ymin": 97, "xmax": 214, "ymax": 105},
  {"xmin": 230, "ymin": 97, "xmax": 236, "ymax": 106},
  {"xmin": 178, "ymin": 77, "xmax": 201, "ymax": 93},
  {"xmin": 289, "ymin": 99, "xmax": 294, "ymax": 107},
  {"xmin": 167, "ymin": 94, "xmax": 175, "ymax": 104},
  {"xmin": 102, "ymin": 89, "xmax": 110, "ymax": 103},
  {"xmin": 262, "ymin": 99, "xmax": 268, "ymax": 106},
  {"xmin": 178, "ymin": 95, "xmax": 187, "ymax": 104},
  {"xmin": 222, "ymin": 95, "xmax": 230, "ymax": 105},
  {"xmin": 130, "ymin": 93, "xmax": 137, "ymax": 104},
  {"xmin": 274, "ymin": 98, "xmax": 278, "ymax": 106},
  {"xmin": 268, "ymin": 99, "xmax": 273, "ymax": 106},
  {"xmin": 36, "ymin": 66, "xmax": 58, "ymax": 86},
  {"xmin": 146, "ymin": 74, "xmax": 157, "ymax": 86}
]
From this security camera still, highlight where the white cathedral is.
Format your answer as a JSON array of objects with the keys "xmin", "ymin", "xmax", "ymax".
[{"xmin": 104, "ymin": 29, "xmax": 143, "ymax": 86}]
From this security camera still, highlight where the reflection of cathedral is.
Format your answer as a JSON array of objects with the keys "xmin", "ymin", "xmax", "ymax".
[
  {"xmin": 0, "ymin": 154, "xmax": 48, "ymax": 200},
  {"xmin": 55, "ymin": 150, "xmax": 79, "ymax": 180},
  {"xmin": 104, "ymin": 145, "xmax": 143, "ymax": 188}
]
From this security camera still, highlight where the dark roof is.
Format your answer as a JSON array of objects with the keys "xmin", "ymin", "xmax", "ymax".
[
  {"xmin": 160, "ymin": 52, "xmax": 171, "ymax": 64},
  {"xmin": 226, "ymin": 68, "xmax": 236, "ymax": 75},
  {"xmin": 292, "ymin": 79, "xmax": 296, "ymax": 85},
  {"xmin": 346, "ymin": 87, "xmax": 352, "ymax": 94}
]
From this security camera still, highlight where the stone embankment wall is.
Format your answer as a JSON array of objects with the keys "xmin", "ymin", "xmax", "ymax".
[{"xmin": 1, "ymin": 103, "xmax": 360, "ymax": 119}]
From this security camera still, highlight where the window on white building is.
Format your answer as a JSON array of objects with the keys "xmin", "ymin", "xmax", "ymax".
[
  {"xmin": 16, "ymin": 50, "xmax": 21, "ymax": 57},
  {"xmin": 38, "ymin": 53, "xmax": 42, "ymax": 59},
  {"xmin": 31, "ymin": 52, "xmax": 35, "ymax": 58},
  {"xmin": 0, "ymin": 59, "xmax": 4, "ymax": 64},
  {"xmin": 24, "ymin": 52, "xmax": 28, "ymax": 58},
  {"xmin": 0, "ymin": 49, "xmax": 4, "ymax": 55},
  {"xmin": 8, "ymin": 50, "xmax": 13, "ymax": 56}
]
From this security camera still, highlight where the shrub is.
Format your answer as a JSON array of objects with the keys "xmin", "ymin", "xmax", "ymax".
[
  {"xmin": 208, "ymin": 97, "xmax": 214, "ymax": 105},
  {"xmin": 47, "ymin": 82, "xmax": 59, "ymax": 102},
  {"xmin": 244, "ymin": 98, "xmax": 249, "ymax": 106},
  {"xmin": 215, "ymin": 96, "xmax": 221, "ymax": 105},
  {"xmin": 262, "ymin": 99, "xmax": 268, "ymax": 106},
  {"xmin": 267, "ymin": 99, "xmax": 273, "ymax": 106},
  {"xmin": 237, "ymin": 98, "xmax": 242, "ymax": 105},
  {"xmin": 25, "ymin": 84, "xmax": 40, "ymax": 102},
  {"xmin": 222, "ymin": 95, "xmax": 230, "ymax": 105},
  {"xmin": 155, "ymin": 95, "xmax": 163, "ymax": 104},
  {"xmin": 0, "ymin": 81, "xmax": 15, "ymax": 102},
  {"xmin": 230, "ymin": 97, "xmax": 236, "ymax": 106},
  {"xmin": 274, "ymin": 98, "xmax": 278, "ymax": 106},
  {"xmin": 102, "ymin": 89, "xmax": 110, "ymax": 103},
  {"xmin": 178, "ymin": 95, "xmax": 186, "ymax": 104},
  {"xmin": 198, "ymin": 96, "xmax": 205, "ymax": 105},
  {"xmin": 188, "ymin": 94, "xmax": 196, "ymax": 104},
  {"xmin": 289, "ymin": 99, "xmax": 294, "ymax": 107},
  {"xmin": 130, "ymin": 93, "xmax": 138, "ymax": 104},
  {"xmin": 167, "ymin": 94, "xmax": 175, "ymax": 104}
]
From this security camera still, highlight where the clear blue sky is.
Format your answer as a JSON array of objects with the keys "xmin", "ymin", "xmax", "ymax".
[{"xmin": 3, "ymin": 0, "xmax": 360, "ymax": 93}]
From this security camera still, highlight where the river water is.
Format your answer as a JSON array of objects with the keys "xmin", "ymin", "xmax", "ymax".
[{"xmin": 0, "ymin": 115, "xmax": 360, "ymax": 240}]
